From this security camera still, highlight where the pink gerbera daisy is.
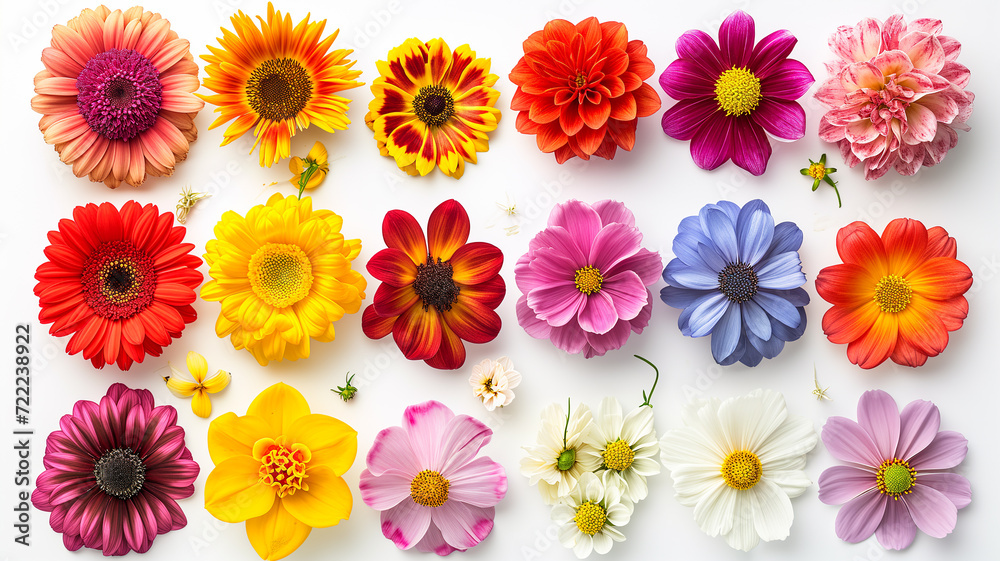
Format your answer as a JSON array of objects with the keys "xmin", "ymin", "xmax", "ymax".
[
  {"xmin": 359, "ymin": 400, "xmax": 507, "ymax": 555},
  {"xmin": 818, "ymin": 390, "xmax": 971, "ymax": 550},
  {"xmin": 31, "ymin": 383, "xmax": 199, "ymax": 555}
]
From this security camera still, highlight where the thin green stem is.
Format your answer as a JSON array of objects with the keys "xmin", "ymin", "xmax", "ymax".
[
  {"xmin": 635, "ymin": 355, "xmax": 659, "ymax": 408},
  {"xmin": 563, "ymin": 397, "xmax": 571, "ymax": 449},
  {"xmin": 297, "ymin": 165, "xmax": 318, "ymax": 198}
]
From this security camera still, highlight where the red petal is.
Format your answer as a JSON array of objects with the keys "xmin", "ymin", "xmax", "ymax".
[
  {"xmin": 632, "ymin": 83, "xmax": 661, "ymax": 117},
  {"xmin": 579, "ymin": 97, "xmax": 611, "ymax": 129},
  {"xmin": 458, "ymin": 275, "xmax": 505, "ymax": 309},
  {"xmin": 443, "ymin": 297, "xmax": 502, "ymax": 344},
  {"xmin": 882, "ymin": 218, "xmax": 928, "ymax": 277},
  {"xmin": 897, "ymin": 295, "xmax": 949, "ymax": 357},
  {"xmin": 392, "ymin": 304, "xmax": 443, "ymax": 361},
  {"xmin": 607, "ymin": 119, "xmax": 637, "ymax": 151},
  {"xmin": 822, "ymin": 302, "xmax": 880, "ymax": 345},
  {"xmin": 362, "ymin": 305, "xmax": 395, "ymax": 340},
  {"xmin": 922, "ymin": 226, "xmax": 957, "ymax": 259},
  {"xmin": 424, "ymin": 320, "xmax": 467, "ymax": 370},
  {"xmin": 96, "ymin": 202, "xmax": 124, "ymax": 242},
  {"xmin": 815, "ymin": 263, "xmax": 878, "ymax": 307},
  {"xmin": 451, "ymin": 242, "xmax": 503, "ymax": 285},
  {"xmin": 907, "ymin": 257, "xmax": 973, "ymax": 301},
  {"xmin": 368, "ymin": 248, "xmax": 418, "ymax": 287},
  {"xmin": 383, "ymin": 210, "xmax": 428, "ymax": 266},
  {"xmin": 846, "ymin": 313, "xmax": 898, "ymax": 369},
  {"xmin": 373, "ymin": 283, "xmax": 419, "ymax": 317},
  {"xmin": 574, "ymin": 123, "xmax": 606, "ymax": 155},
  {"xmin": 427, "ymin": 200, "xmax": 470, "ymax": 261},
  {"xmin": 836, "ymin": 221, "xmax": 888, "ymax": 277}
]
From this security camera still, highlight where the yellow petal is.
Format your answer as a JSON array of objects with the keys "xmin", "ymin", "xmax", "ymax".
[
  {"xmin": 246, "ymin": 501, "xmax": 312, "ymax": 561},
  {"xmin": 203, "ymin": 369, "xmax": 232, "ymax": 393},
  {"xmin": 247, "ymin": 383, "xmax": 310, "ymax": 436},
  {"xmin": 303, "ymin": 168, "xmax": 326, "ymax": 190},
  {"xmin": 288, "ymin": 156, "xmax": 303, "ymax": 175},
  {"xmin": 164, "ymin": 366, "xmax": 198, "ymax": 398},
  {"xmin": 285, "ymin": 414, "xmax": 357, "ymax": 476},
  {"xmin": 307, "ymin": 141, "xmax": 327, "ymax": 164},
  {"xmin": 204, "ymin": 455, "xmax": 276, "ymax": 523},
  {"xmin": 186, "ymin": 351, "xmax": 209, "ymax": 381},
  {"xmin": 192, "ymin": 389, "xmax": 212, "ymax": 418},
  {"xmin": 208, "ymin": 412, "xmax": 274, "ymax": 465},
  {"xmin": 280, "ymin": 465, "xmax": 352, "ymax": 528}
]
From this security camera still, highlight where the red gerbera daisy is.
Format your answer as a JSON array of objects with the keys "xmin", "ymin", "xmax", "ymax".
[
  {"xmin": 35, "ymin": 201, "xmax": 202, "ymax": 370},
  {"xmin": 32, "ymin": 383, "xmax": 199, "ymax": 555},
  {"xmin": 509, "ymin": 17, "xmax": 661, "ymax": 163},
  {"xmin": 362, "ymin": 199, "xmax": 505, "ymax": 369}
]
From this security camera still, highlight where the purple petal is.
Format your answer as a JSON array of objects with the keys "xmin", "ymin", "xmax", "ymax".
[
  {"xmin": 835, "ymin": 491, "xmax": 887, "ymax": 543},
  {"xmin": 818, "ymin": 465, "xmax": 876, "ymax": 505},
  {"xmin": 403, "ymin": 401, "xmax": 454, "ymax": 470},
  {"xmin": 437, "ymin": 414, "xmax": 493, "ymax": 475},
  {"xmin": 414, "ymin": 523, "xmax": 458, "ymax": 555},
  {"xmin": 759, "ymin": 59, "xmax": 814, "ymax": 100},
  {"xmin": 527, "ymin": 283, "xmax": 586, "ymax": 327},
  {"xmin": 591, "ymin": 200, "xmax": 635, "ymax": 227},
  {"xmin": 686, "ymin": 293, "xmax": 729, "ymax": 337},
  {"xmin": 664, "ymin": 262, "xmax": 719, "ymax": 290},
  {"xmin": 753, "ymin": 290, "xmax": 801, "ymax": 328},
  {"xmin": 661, "ymin": 98, "xmax": 720, "ymax": 141},
  {"xmin": 903, "ymin": 485, "xmax": 958, "ymax": 539},
  {"xmin": 897, "ymin": 400, "xmax": 940, "ymax": 461},
  {"xmin": 736, "ymin": 200, "xmax": 774, "ymax": 266},
  {"xmin": 857, "ymin": 390, "xmax": 901, "ymax": 461},
  {"xmin": 752, "ymin": 98, "xmax": 806, "ymax": 140},
  {"xmin": 577, "ymin": 290, "xmax": 618, "ymax": 334},
  {"xmin": 918, "ymin": 473, "xmax": 971, "ymax": 509},
  {"xmin": 762, "ymin": 222, "xmax": 803, "ymax": 261},
  {"xmin": 690, "ymin": 111, "xmax": 734, "ymax": 171},
  {"xmin": 381, "ymin": 499, "xmax": 432, "ymax": 550},
  {"xmin": 659, "ymin": 58, "xmax": 716, "ymax": 100},
  {"xmin": 516, "ymin": 295, "xmax": 552, "ymax": 339},
  {"xmin": 601, "ymin": 270, "xmax": 648, "ymax": 322},
  {"xmin": 703, "ymin": 207, "xmax": 739, "ymax": 264},
  {"xmin": 875, "ymin": 498, "xmax": 918, "ymax": 550},
  {"xmin": 432, "ymin": 501, "xmax": 495, "ymax": 550},
  {"xmin": 719, "ymin": 10, "xmax": 754, "ymax": 68},
  {"xmin": 755, "ymin": 252, "xmax": 805, "ymax": 290},
  {"xmin": 446, "ymin": 456, "xmax": 508, "ymax": 508},
  {"xmin": 547, "ymin": 200, "xmax": 602, "ymax": 246},
  {"xmin": 589, "ymin": 223, "xmax": 642, "ymax": 272},
  {"xmin": 584, "ymin": 317, "xmax": 634, "ymax": 356},
  {"xmin": 822, "ymin": 416, "xmax": 884, "ymax": 467},
  {"xmin": 710, "ymin": 302, "xmax": 741, "ymax": 362},
  {"xmin": 741, "ymin": 299, "xmax": 771, "ymax": 341},
  {"xmin": 675, "ymin": 29, "xmax": 725, "ymax": 76},
  {"xmin": 606, "ymin": 247, "xmax": 662, "ymax": 285},
  {"xmin": 360, "ymin": 468, "xmax": 412, "ymax": 510},
  {"xmin": 749, "ymin": 29, "xmax": 797, "ymax": 78},
  {"xmin": 745, "ymin": 322, "xmax": 783, "ymax": 359},
  {"xmin": 660, "ymin": 285, "xmax": 714, "ymax": 309},
  {"xmin": 730, "ymin": 119, "xmax": 771, "ymax": 176},
  {"xmin": 549, "ymin": 321, "xmax": 590, "ymax": 355},
  {"xmin": 908, "ymin": 431, "xmax": 968, "ymax": 470}
]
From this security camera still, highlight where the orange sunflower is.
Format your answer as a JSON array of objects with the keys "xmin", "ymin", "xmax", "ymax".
[
  {"xmin": 365, "ymin": 38, "xmax": 501, "ymax": 179},
  {"xmin": 200, "ymin": 2, "xmax": 362, "ymax": 167},
  {"xmin": 815, "ymin": 219, "xmax": 972, "ymax": 368}
]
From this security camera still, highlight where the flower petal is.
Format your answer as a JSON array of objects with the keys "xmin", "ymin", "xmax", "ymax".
[
  {"xmin": 908, "ymin": 430, "xmax": 968, "ymax": 470},
  {"xmin": 752, "ymin": 98, "xmax": 806, "ymax": 140},
  {"xmin": 392, "ymin": 305, "xmax": 443, "ymax": 361},
  {"xmin": 433, "ymin": 501, "xmax": 495, "ymax": 550},
  {"xmin": 857, "ymin": 390, "xmax": 900, "ymax": 461},
  {"xmin": 835, "ymin": 491, "xmax": 886, "ymax": 543},
  {"xmin": 903, "ymin": 484, "xmax": 957, "ymax": 539},
  {"xmin": 446, "ymin": 456, "xmax": 507, "ymax": 508},
  {"xmin": 383, "ymin": 210, "xmax": 428, "ymax": 266},
  {"xmin": 450, "ymin": 242, "xmax": 503, "ymax": 285},
  {"xmin": 380, "ymin": 499, "xmax": 431, "ymax": 550},
  {"xmin": 282, "ymin": 466, "xmax": 352, "ymax": 528},
  {"xmin": 821, "ymin": 416, "xmax": 884, "ymax": 467},
  {"xmin": 427, "ymin": 200, "xmax": 470, "ymax": 261},
  {"xmin": 719, "ymin": 10, "xmax": 754, "ymax": 68},
  {"xmin": 204, "ymin": 456, "xmax": 276, "ymax": 523},
  {"xmin": 286, "ymin": 414, "xmax": 357, "ymax": 476},
  {"xmin": 368, "ymin": 248, "xmax": 418, "ymax": 287},
  {"xmin": 918, "ymin": 473, "xmax": 971, "ymax": 509},
  {"xmin": 875, "ymin": 497, "xmax": 918, "ymax": 550},
  {"xmin": 247, "ymin": 383, "xmax": 310, "ymax": 437},
  {"xmin": 246, "ymin": 501, "xmax": 311, "ymax": 561},
  {"xmin": 207, "ymin": 412, "xmax": 274, "ymax": 466},
  {"xmin": 818, "ymin": 465, "xmax": 876, "ymax": 505}
]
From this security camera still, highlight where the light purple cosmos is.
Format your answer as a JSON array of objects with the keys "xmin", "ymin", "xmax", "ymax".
[
  {"xmin": 515, "ymin": 199, "xmax": 662, "ymax": 358},
  {"xmin": 659, "ymin": 10, "xmax": 814, "ymax": 175},
  {"xmin": 359, "ymin": 400, "xmax": 507, "ymax": 555},
  {"xmin": 819, "ymin": 390, "xmax": 971, "ymax": 550}
]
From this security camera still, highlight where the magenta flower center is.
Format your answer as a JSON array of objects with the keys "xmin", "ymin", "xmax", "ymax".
[
  {"xmin": 76, "ymin": 48, "xmax": 163, "ymax": 141},
  {"xmin": 94, "ymin": 447, "xmax": 147, "ymax": 499},
  {"xmin": 82, "ymin": 241, "xmax": 157, "ymax": 321},
  {"xmin": 410, "ymin": 469, "xmax": 449, "ymax": 507},
  {"xmin": 714, "ymin": 67, "xmax": 762, "ymax": 117},
  {"xmin": 413, "ymin": 85, "xmax": 455, "ymax": 126},
  {"xmin": 718, "ymin": 262, "xmax": 759, "ymax": 303},
  {"xmin": 413, "ymin": 256, "xmax": 461, "ymax": 312}
]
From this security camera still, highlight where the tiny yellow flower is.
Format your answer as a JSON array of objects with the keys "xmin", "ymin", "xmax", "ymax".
[
  {"xmin": 164, "ymin": 351, "xmax": 231, "ymax": 418},
  {"xmin": 289, "ymin": 141, "xmax": 330, "ymax": 196}
]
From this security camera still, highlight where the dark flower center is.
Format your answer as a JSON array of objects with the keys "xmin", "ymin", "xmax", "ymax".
[
  {"xmin": 76, "ymin": 48, "xmax": 163, "ymax": 141},
  {"xmin": 246, "ymin": 58, "xmax": 313, "ymax": 122},
  {"xmin": 413, "ymin": 256, "xmax": 460, "ymax": 312},
  {"xmin": 82, "ymin": 240, "xmax": 157, "ymax": 320},
  {"xmin": 94, "ymin": 448, "xmax": 146, "ymax": 500},
  {"xmin": 413, "ymin": 85, "xmax": 455, "ymax": 126},
  {"xmin": 718, "ymin": 262, "xmax": 758, "ymax": 303}
]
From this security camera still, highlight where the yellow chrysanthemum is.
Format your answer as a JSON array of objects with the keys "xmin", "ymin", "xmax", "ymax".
[
  {"xmin": 200, "ymin": 193, "xmax": 366, "ymax": 365},
  {"xmin": 365, "ymin": 38, "xmax": 501, "ymax": 179},
  {"xmin": 199, "ymin": 2, "xmax": 362, "ymax": 167}
]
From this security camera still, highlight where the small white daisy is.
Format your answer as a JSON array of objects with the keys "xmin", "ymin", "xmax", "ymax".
[
  {"xmin": 469, "ymin": 356, "xmax": 521, "ymax": 411},
  {"xmin": 521, "ymin": 400, "xmax": 601, "ymax": 504},
  {"xmin": 552, "ymin": 472, "xmax": 633, "ymax": 558},
  {"xmin": 659, "ymin": 389, "xmax": 818, "ymax": 551},
  {"xmin": 580, "ymin": 397, "xmax": 661, "ymax": 502}
]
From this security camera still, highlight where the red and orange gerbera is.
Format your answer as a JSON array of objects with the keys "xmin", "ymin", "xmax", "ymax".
[
  {"xmin": 815, "ymin": 219, "xmax": 972, "ymax": 368},
  {"xmin": 509, "ymin": 17, "xmax": 661, "ymax": 163},
  {"xmin": 35, "ymin": 201, "xmax": 203, "ymax": 369},
  {"xmin": 366, "ymin": 38, "xmax": 501, "ymax": 179},
  {"xmin": 362, "ymin": 200, "xmax": 505, "ymax": 369}
]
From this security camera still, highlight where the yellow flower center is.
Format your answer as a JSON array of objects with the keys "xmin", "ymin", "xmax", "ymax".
[
  {"xmin": 721, "ymin": 450, "xmax": 762, "ymax": 490},
  {"xmin": 245, "ymin": 57, "xmax": 313, "ymax": 122},
  {"xmin": 574, "ymin": 73, "xmax": 587, "ymax": 88},
  {"xmin": 714, "ymin": 67, "xmax": 762, "ymax": 117},
  {"xmin": 248, "ymin": 243, "xmax": 314, "ymax": 308},
  {"xmin": 253, "ymin": 437, "xmax": 311, "ymax": 498},
  {"xmin": 410, "ymin": 469, "xmax": 450, "ymax": 507},
  {"xmin": 574, "ymin": 265, "xmax": 603, "ymax": 294},
  {"xmin": 413, "ymin": 84, "xmax": 455, "ymax": 127},
  {"xmin": 601, "ymin": 439, "xmax": 635, "ymax": 472},
  {"xmin": 808, "ymin": 162, "xmax": 827, "ymax": 180},
  {"xmin": 574, "ymin": 501, "xmax": 607, "ymax": 536},
  {"xmin": 876, "ymin": 458, "xmax": 916, "ymax": 498},
  {"xmin": 873, "ymin": 274, "xmax": 912, "ymax": 313}
]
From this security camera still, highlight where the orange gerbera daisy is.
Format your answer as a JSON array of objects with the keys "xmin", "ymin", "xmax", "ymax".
[
  {"xmin": 365, "ymin": 38, "xmax": 501, "ymax": 179},
  {"xmin": 200, "ymin": 2, "xmax": 362, "ymax": 167},
  {"xmin": 32, "ymin": 6, "xmax": 203, "ymax": 188},
  {"xmin": 815, "ymin": 219, "xmax": 972, "ymax": 369}
]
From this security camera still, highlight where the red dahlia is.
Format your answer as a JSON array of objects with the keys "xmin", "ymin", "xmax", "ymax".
[
  {"xmin": 35, "ymin": 201, "xmax": 202, "ymax": 369},
  {"xmin": 510, "ymin": 17, "xmax": 662, "ymax": 163}
]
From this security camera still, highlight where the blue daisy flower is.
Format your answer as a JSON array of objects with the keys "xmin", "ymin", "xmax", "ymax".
[{"xmin": 660, "ymin": 200, "xmax": 808, "ymax": 366}]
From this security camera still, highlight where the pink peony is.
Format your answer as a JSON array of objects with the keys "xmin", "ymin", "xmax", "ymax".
[{"xmin": 815, "ymin": 15, "xmax": 974, "ymax": 180}]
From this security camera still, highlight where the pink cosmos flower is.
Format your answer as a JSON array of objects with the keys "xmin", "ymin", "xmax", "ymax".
[
  {"xmin": 515, "ymin": 200, "xmax": 662, "ymax": 358},
  {"xmin": 32, "ymin": 383, "xmax": 199, "ymax": 555},
  {"xmin": 359, "ymin": 400, "xmax": 507, "ymax": 555},
  {"xmin": 816, "ymin": 15, "xmax": 974, "ymax": 180},
  {"xmin": 818, "ymin": 390, "xmax": 971, "ymax": 550}
]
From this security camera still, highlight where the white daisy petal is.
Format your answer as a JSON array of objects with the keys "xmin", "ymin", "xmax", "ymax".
[
  {"xmin": 757, "ymin": 414, "xmax": 819, "ymax": 467},
  {"xmin": 572, "ymin": 533, "xmax": 594, "ymax": 559},
  {"xmin": 591, "ymin": 530, "xmax": 613, "ymax": 554},
  {"xmin": 693, "ymin": 483, "xmax": 737, "ymax": 536},
  {"xmin": 671, "ymin": 465, "xmax": 726, "ymax": 507},
  {"xmin": 551, "ymin": 504, "xmax": 576, "ymax": 525},
  {"xmin": 750, "ymin": 479, "xmax": 794, "ymax": 541},
  {"xmin": 765, "ymin": 468, "xmax": 812, "ymax": 499},
  {"xmin": 598, "ymin": 397, "xmax": 624, "ymax": 441},
  {"xmin": 724, "ymin": 490, "xmax": 760, "ymax": 551},
  {"xmin": 630, "ymin": 456, "xmax": 661, "ymax": 477}
]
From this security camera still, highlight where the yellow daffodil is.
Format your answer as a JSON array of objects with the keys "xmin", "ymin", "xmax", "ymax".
[
  {"xmin": 289, "ymin": 141, "xmax": 330, "ymax": 195},
  {"xmin": 205, "ymin": 383, "xmax": 356, "ymax": 560},
  {"xmin": 164, "ymin": 351, "xmax": 231, "ymax": 418}
]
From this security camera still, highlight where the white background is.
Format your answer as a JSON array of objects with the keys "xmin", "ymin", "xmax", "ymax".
[{"xmin": 2, "ymin": 0, "xmax": 999, "ymax": 560}]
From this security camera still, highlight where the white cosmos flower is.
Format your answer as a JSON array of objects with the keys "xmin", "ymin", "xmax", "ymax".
[
  {"xmin": 552, "ymin": 472, "xmax": 633, "ymax": 558},
  {"xmin": 521, "ymin": 400, "xmax": 601, "ymax": 504},
  {"xmin": 469, "ymin": 356, "xmax": 521, "ymax": 411},
  {"xmin": 580, "ymin": 397, "xmax": 661, "ymax": 502},
  {"xmin": 659, "ymin": 389, "xmax": 818, "ymax": 551}
]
